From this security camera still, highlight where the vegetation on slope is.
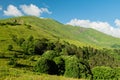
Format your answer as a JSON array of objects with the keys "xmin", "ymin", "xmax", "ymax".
[
  {"xmin": 0, "ymin": 16, "xmax": 120, "ymax": 49},
  {"xmin": 1, "ymin": 16, "xmax": 120, "ymax": 80}
]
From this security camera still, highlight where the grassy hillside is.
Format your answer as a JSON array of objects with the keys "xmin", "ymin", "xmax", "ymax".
[
  {"xmin": 0, "ymin": 16, "xmax": 120, "ymax": 51},
  {"xmin": 1, "ymin": 16, "xmax": 120, "ymax": 80}
]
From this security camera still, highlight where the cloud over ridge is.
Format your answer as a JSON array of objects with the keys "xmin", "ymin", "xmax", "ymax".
[{"xmin": 67, "ymin": 18, "xmax": 120, "ymax": 38}]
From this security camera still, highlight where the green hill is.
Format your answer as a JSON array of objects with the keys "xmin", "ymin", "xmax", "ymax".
[
  {"xmin": 1, "ymin": 16, "xmax": 120, "ymax": 80},
  {"xmin": 0, "ymin": 16, "xmax": 120, "ymax": 51}
]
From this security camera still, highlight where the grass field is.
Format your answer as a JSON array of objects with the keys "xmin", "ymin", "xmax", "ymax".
[{"xmin": 0, "ymin": 58, "xmax": 85, "ymax": 80}]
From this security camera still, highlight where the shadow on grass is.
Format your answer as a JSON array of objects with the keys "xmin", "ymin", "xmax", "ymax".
[
  {"xmin": 15, "ymin": 63, "xmax": 33, "ymax": 68},
  {"xmin": 12, "ymin": 50, "xmax": 24, "ymax": 54}
]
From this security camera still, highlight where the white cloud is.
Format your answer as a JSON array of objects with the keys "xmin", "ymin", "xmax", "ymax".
[
  {"xmin": 115, "ymin": 19, "xmax": 120, "ymax": 27},
  {"xmin": 67, "ymin": 18, "xmax": 120, "ymax": 38},
  {"xmin": 4, "ymin": 5, "xmax": 23, "ymax": 16},
  {"xmin": 20, "ymin": 4, "xmax": 51, "ymax": 17}
]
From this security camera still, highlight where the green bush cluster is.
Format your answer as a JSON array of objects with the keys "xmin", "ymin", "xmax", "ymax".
[
  {"xmin": 64, "ymin": 56, "xmax": 81, "ymax": 78},
  {"xmin": 34, "ymin": 52, "xmax": 92, "ymax": 79},
  {"xmin": 92, "ymin": 66, "xmax": 120, "ymax": 80},
  {"xmin": 34, "ymin": 57, "xmax": 58, "ymax": 74}
]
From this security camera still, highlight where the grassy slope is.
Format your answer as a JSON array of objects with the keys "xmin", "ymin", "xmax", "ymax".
[
  {"xmin": 22, "ymin": 16, "xmax": 120, "ymax": 48},
  {"xmin": 0, "ymin": 16, "xmax": 120, "ymax": 50},
  {"xmin": 1, "ymin": 16, "xmax": 120, "ymax": 80},
  {"xmin": 0, "ymin": 59, "xmax": 85, "ymax": 80}
]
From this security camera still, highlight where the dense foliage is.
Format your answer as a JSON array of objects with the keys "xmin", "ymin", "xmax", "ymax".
[
  {"xmin": 9, "ymin": 35, "xmax": 120, "ymax": 79},
  {"xmin": 34, "ymin": 57, "xmax": 58, "ymax": 74},
  {"xmin": 92, "ymin": 66, "xmax": 120, "ymax": 80}
]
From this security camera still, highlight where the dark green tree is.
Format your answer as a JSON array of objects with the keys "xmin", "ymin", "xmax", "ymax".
[
  {"xmin": 34, "ymin": 38, "xmax": 48, "ymax": 55},
  {"xmin": 34, "ymin": 57, "xmax": 58, "ymax": 74},
  {"xmin": 54, "ymin": 56, "xmax": 65, "ymax": 75},
  {"xmin": 42, "ymin": 50, "xmax": 59, "ymax": 60}
]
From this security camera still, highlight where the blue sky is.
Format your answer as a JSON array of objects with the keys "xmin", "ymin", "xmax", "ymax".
[
  {"xmin": 0, "ymin": 0, "xmax": 120, "ymax": 23},
  {"xmin": 1, "ymin": 0, "xmax": 120, "ymax": 37}
]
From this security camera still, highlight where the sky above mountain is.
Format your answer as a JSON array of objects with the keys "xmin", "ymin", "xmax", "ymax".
[{"xmin": 0, "ymin": 0, "xmax": 120, "ymax": 38}]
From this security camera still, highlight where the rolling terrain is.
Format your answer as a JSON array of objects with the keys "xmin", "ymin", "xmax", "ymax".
[
  {"xmin": 1, "ymin": 16, "xmax": 120, "ymax": 80},
  {"xmin": 0, "ymin": 16, "xmax": 120, "ymax": 51}
]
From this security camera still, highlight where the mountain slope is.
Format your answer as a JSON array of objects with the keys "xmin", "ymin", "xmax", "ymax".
[
  {"xmin": 0, "ymin": 16, "xmax": 120, "ymax": 51},
  {"xmin": 1, "ymin": 16, "xmax": 120, "ymax": 80}
]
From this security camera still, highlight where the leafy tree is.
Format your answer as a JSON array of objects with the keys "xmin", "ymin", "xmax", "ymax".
[
  {"xmin": 42, "ymin": 50, "xmax": 59, "ymax": 60},
  {"xmin": 34, "ymin": 57, "xmax": 58, "ymax": 74},
  {"xmin": 46, "ymin": 42, "xmax": 55, "ymax": 50},
  {"xmin": 64, "ymin": 56, "xmax": 81, "ymax": 78},
  {"xmin": 34, "ymin": 38, "xmax": 48, "ymax": 55},
  {"xmin": 54, "ymin": 40, "xmax": 64, "ymax": 53},
  {"xmin": 54, "ymin": 56, "xmax": 65, "ymax": 75}
]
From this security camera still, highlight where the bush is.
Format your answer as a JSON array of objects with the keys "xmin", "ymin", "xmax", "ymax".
[
  {"xmin": 42, "ymin": 50, "xmax": 59, "ymax": 60},
  {"xmin": 7, "ymin": 45, "xmax": 13, "ymax": 51},
  {"xmin": 64, "ymin": 56, "xmax": 81, "ymax": 78},
  {"xmin": 34, "ymin": 39, "xmax": 48, "ymax": 55},
  {"xmin": 21, "ymin": 40, "xmax": 35, "ymax": 55},
  {"xmin": 114, "ymin": 67, "xmax": 120, "ymax": 78},
  {"xmin": 18, "ymin": 38, "xmax": 25, "ymax": 46},
  {"xmin": 54, "ymin": 56, "xmax": 65, "ymax": 75},
  {"xmin": 8, "ymin": 56, "xmax": 17, "ymax": 67},
  {"xmin": 34, "ymin": 57, "xmax": 58, "ymax": 74},
  {"xmin": 92, "ymin": 66, "xmax": 117, "ymax": 80}
]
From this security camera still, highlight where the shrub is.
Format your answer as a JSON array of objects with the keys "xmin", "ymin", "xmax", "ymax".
[
  {"xmin": 8, "ymin": 56, "xmax": 17, "ymax": 67},
  {"xmin": 21, "ymin": 40, "xmax": 35, "ymax": 55},
  {"xmin": 34, "ymin": 39, "xmax": 48, "ymax": 55},
  {"xmin": 64, "ymin": 56, "xmax": 80, "ymax": 78},
  {"xmin": 27, "ymin": 35, "xmax": 34, "ymax": 41},
  {"xmin": 11, "ymin": 34, "xmax": 18, "ymax": 43},
  {"xmin": 34, "ymin": 57, "xmax": 58, "ymax": 74},
  {"xmin": 92, "ymin": 66, "xmax": 117, "ymax": 80},
  {"xmin": 7, "ymin": 45, "xmax": 13, "ymax": 51},
  {"xmin": 42, "ymin": 50, "xmax": 59, "ymax": 60},
  {"xmin": 54, "ymin": 56, "xmax": 65, "ymax": 75},
  {"xmin": 18, "ymin": 38, "xmax": 25, "ymax": 46},
  {"xmin": 114, "ymin": 67, "xmax": 120, "ymax": 79}
]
